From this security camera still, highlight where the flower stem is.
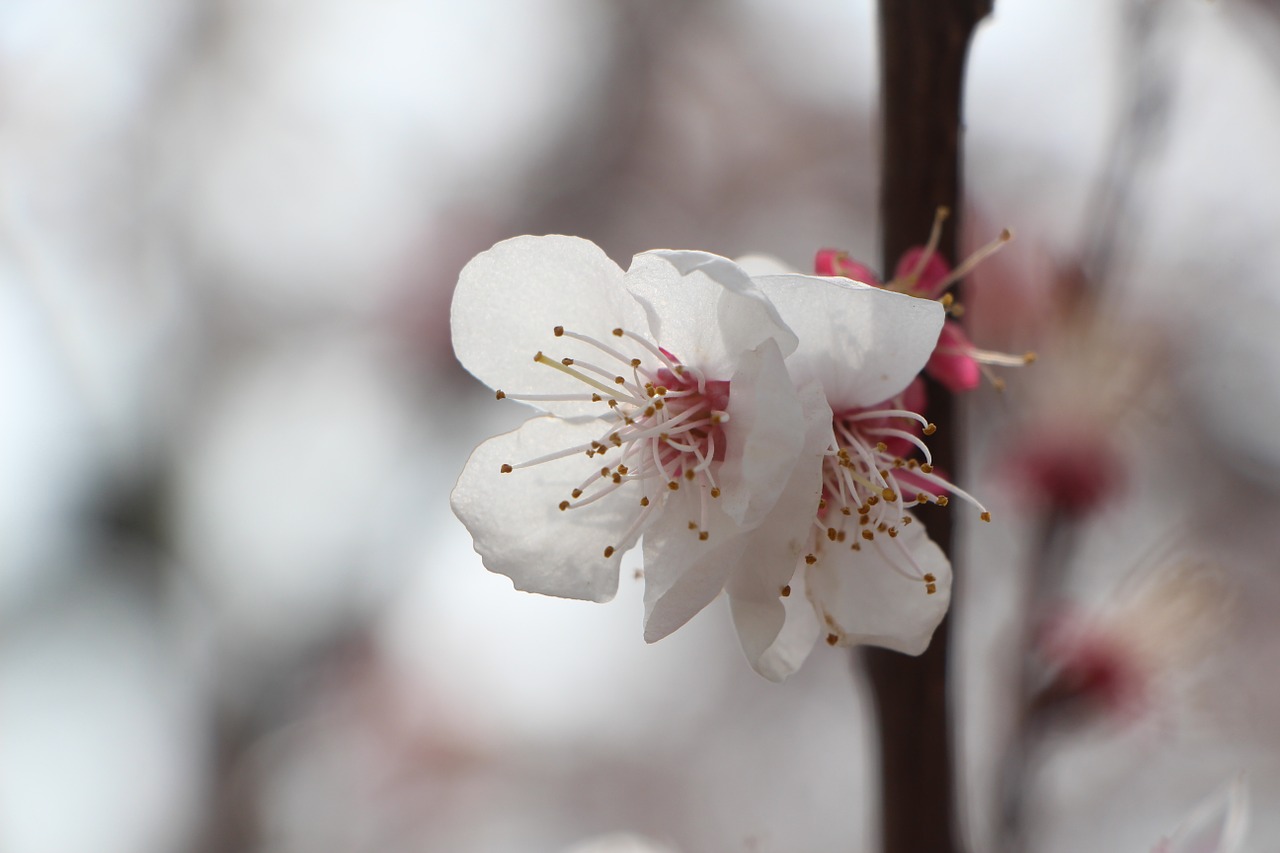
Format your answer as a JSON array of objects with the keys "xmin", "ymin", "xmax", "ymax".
[{"xmin": 862, "ymin": 3, "xmax": 990, "ymax": 853}]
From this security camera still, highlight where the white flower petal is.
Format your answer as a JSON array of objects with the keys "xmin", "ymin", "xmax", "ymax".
[
  {"xmin": 726, "ymin": 382, "xmax": 832, "ymax": 680},
  {"xmin": 755, "ymin": 275, "xmax": 944, "ymax": 408},
  {"xmin": 733, "ymin": 253, "xmax": 797, "ymax": 276},
  {"xmin": 641, "ymin": 487, "xmax": 746, "ymax": 643},
  {"xmin": 718, "ymin": 339, "xmax": 816, "ymax": 527},
  {"xmin": 754, "ymin": 560, "xmax": 823, "ymax": 681},
  {"xmin": 451, "ymin": 235, "xmax": 650, "ymax": 416},
  {"xmin": 451, "ymin": 416, "xmax": 648, "ymax": 602},
  {"xmin": 624, "ymin": 250, "xmax": 798, "ymax": 377},
  {"xmin": 805, "ymin": 514, "xmax": 951, "ymax": 654}
]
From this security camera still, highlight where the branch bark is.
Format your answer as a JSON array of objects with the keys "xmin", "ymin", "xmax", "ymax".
[{"xmin": 862, "ymin": 3, "xmax": 991, "ymax": 853}]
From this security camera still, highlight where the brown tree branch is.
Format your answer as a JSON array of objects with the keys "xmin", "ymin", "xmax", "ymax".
[{"xmin": 862, "ymin": 3, "xmax": 991, "ymax": 853}]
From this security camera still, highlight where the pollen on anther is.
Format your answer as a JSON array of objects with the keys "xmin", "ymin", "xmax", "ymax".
[
  {"xmin": 805, "ymin": 554, "xmax": 817, "ymax": 565},
  {"xmin": 875, "ymin": 442, "xmax": 888, "ymax": 453},
  {"xmin": 980, "ymin": 511, "xmax": 992, "ymax": 522},
  {"xmin": 614, "ymin": 376, "xmax": 626, "ymax": 385},
  {"xmin": 826, "ymin": 633, "xmax": 839, "ymax": 646},
  {"xmin": 710, "ymin": 487, "xmax": 721, "ymax": 498},
  {"xmin": 630, "ymin": 358, "xmax": 642, "ymax": 368},
  {"xmin": 553, "ymin": 326, "xmax": 565, "ymax": 336},
  {"xmin": 936, "ymin": 496, "xmax": 950, "ymax": 507},
  {"xmin": 495, "ymin": 390, "xmax": 506, "ymax": 400},
  {"xmin": 500, "ymin": 463, "xmax": 513, "ymax": 473},
  {"xmin": 882, "ymin": 488, "xmax": 897, "ymax": 501},
  {"xmin": 925, "ymin": 583, "xmax": 938, "ymax": 595},
  {"xmin": 604, "ymin": 546, "xmax": 615, "ymax": 558},
  {"xmin": 780, "ymin": 585, "xmax": 791, "ymax": 598},
  {"xmin": 668, "ymin": 481, "xmax": 679, "ymax": 491},
  {"xmin": 861, "ymin": 529, "xmax": 875, "ymax": 541},
  {"xmin": 920, "ymin": 463, "xmax": 933, "ymax": 473},
  {"xmin": 923, "ymin": 423, "xmax": 937, "ymax": 436},
  {"xmin": 640, "ymin": 496, "xmax": 650, "ymax": 507}
]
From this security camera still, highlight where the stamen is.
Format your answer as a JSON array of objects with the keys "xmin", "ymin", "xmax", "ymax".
[
  {"xmin": 932, "ymin": 228, "xmax": 1013, "ymax": 291},
  {"xmin": 901, "ymin": 205, "xmax": 950, "ymax": 289}
]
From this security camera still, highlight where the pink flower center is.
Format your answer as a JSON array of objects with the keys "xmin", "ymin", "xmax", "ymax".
[{"xmin": 496, "ymin": 325, "xmax": 731, "ymax": 554}]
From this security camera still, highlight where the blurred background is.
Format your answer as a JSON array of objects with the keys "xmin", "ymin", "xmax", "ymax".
[{"xmin": 4, "ymin": 0, "xmax": 1280, "ymax": 850}]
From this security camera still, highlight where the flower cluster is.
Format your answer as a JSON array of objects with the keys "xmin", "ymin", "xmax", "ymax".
[
  {"xmin": 815, "ymin": 207, "xmax": 1034, "ymax": 393},
  {"xmin": 450, "ymin": 235, "xmax": 987, "ymax": 679}
]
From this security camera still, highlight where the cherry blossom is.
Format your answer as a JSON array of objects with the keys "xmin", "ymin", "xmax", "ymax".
[
  {"xmin": 450, "ymin": 235, "xmax": 839, "ymax": 653},
  {"xmin": 736, "ymin": 272, "xmax": 988, "ymax": 678}
]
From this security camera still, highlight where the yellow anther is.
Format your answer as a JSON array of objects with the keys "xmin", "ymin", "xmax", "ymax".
[
  {"xmin": 668, "ymin": 481, "xmax": 679, "ymax": 491},
  {"xmin": 640, "ymin": 496, "xmax": 650, "ymax": 507},
  {"xmin": 841, "ymin": 507, "xmax": 852, "ymax": 516},
  {"xmin": 888, "ymin": 528, "xmax": 898, "ymax": 538},
  {"xmin": 980, "ymin": 511, "xmax": 992, "ymax": 522},
  {"xmin": 1024, "ymin": 351, "xmax": 1038, "ymax": 364},
  {"xmin": 614, "ymin": 376, "xmax": 626, "ymax": 385},
  {"xmin": 553, "ymin": 326, "xmax": 565, "ymax": 336},
  {"xmin": 923, "ymin": 573, "xmax": 936, "ymax": 583},
  {"xmin": 709, "ymin": 487, "xmax": 721, "ymax": 498},
  {"xmin": 882, "ymin": 488, "xmax": 897, "ymax": 502},
  {"xmin": 876, "ymin": 442, "xmax": 888, "ymax": 453},
  {"xmin": 926, "ymin": 583, "xmax": 937, "ymax": 595},
  {"xmin": 936, "ymin": 496, "xmax": 950, "ymax": 507},
  {"xmin": 862, "ymin": 529, "xmax": 875, "ymax": 541},
  {"xmin": 571, "ymin": 489, "xmax": 583, "ymax": 498},
  {"xmin": 698, "ymin": 531, "xmax": 709, "ymax": 541},
  {"xmin": 819, "ymin": 498, "xmax": 828, "ymax": 510},
  {"xmin": 630, "ymin": 358, "xmax": 642, "ymax": 368},
  {"xmin": 495, "ymin": 390, "xmax": 506, "ymax": 400},
  {"xmin": 656, "ymin": 386, "xmax": 668, "ymax": 396},
  {"xmin": 805, "ymin": 554, "xmax": 818, "ymax": 565},
  {"xmin": 591, "ymin": 393, "xmax": 602, "ymax": 402},
  {"xmin": 920, "ymin": 463, "xmax": 933, "ymax": 474},
  {"xmin": 616, "ymin": 464, "xmax": 628, "ymax": 474},
  {"xmin": 867, "ymin": 495, "xmax": 880, "ymax": 506},
  {"xmin": 923, "ymin": 423, "xmax": 937, "ymax": 436},
  {"xmin": 559, "ymin": 501, "xmax": 570, "ymax": 511},
  {"xmin": 940, "ymin": 293, "xmax": 955, "ymax": 309},
  {"xmin": 684, "ymin": 469, "xmax": 695, "ymax": 480}
]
